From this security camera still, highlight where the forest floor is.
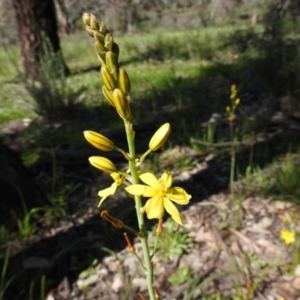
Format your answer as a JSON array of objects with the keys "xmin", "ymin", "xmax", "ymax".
[{"xmin": 2, "ymin": 113, "xmax": 300, "ymax": 300}]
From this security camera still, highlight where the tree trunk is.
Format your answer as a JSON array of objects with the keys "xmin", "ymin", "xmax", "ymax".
[
  {"xmin": 53, "ymin": 0, "xmax": 72, "ymax": 35},
  {"xmin": 12, "ymin": 0, "xmax": 69, "ymax": 79}
]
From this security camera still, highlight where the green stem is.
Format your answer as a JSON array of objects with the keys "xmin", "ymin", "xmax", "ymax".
[
  {"xmin": 124, "ymin": 120, "xmax": 155, "ymax": 300},
  {"xmin": 230, "ymin": 121, "xmax": 235, "ymax": 204}
]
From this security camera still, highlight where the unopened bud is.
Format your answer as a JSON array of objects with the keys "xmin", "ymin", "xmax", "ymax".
[
  {"xmin": 90, "ymin": 15, "xmax": 99, "ymax": 30},
  {"xmin": 88, "ymin": 156, "xmax": 117, "ymax": 173},
  {"xmin": 112, "ymin": 43, "xmax": 120, "ymax": 58},
  {"xmin": 228, "ymin": 115, "xmax": 235, "ymax": 122},
  {"xmin": 113, "ymin": 88, "xmax": 131, "ymax": 120},
  {"xmin": 102, "ymin": 86, "xmax": 115, "ymax": 106},
  {"xmin": 118, "ymin": 67, "xmax": 131, "ymax": 96},
  {"xmin": 84, "ymin": 131, "xmax": 114, "ymax": 151},
  {"xmin": 99, "ymin": 22, "xmax": 107, "ymax": 35},
  {"xmin": 101, "ymin": 211, "xmax": 124, "ymax": 228},
  {"xmin": 149, "ymin": 123, "xmax": 171, "ymax": 151},
  {"xmin": 106, "ymin": 51, "xmax": 118, "ymax": 72},
  {"xmin": 85, "ymin": 27, "xmax": 94, "ymax": 38},
  {"xmin": 124, "ymin": 232, "xmax": 135, "ymax": 253},
  {"xmin": 82, "ymin": 13, "xmax": 91, "ymax": 26},
  {"xmin": 94, "ymin": 32, "xmax": 104, "ymax": 44},
  {"xmin": 156, "ymin": 219, "xmax": 163, "ymax": 236},
  {"xmin": 153, "ymin": 286, "xmax": 160, "ymax": 300},
  {"xmin": 104, "ymin": 33, "xmax": 113, "ymax": 50},
  {"xmin": 95, "ymin": 39, "xmax": 106, "ymax": 53},
  {"xmin": 101, "ymin": 65, "xmax": 116, "ymax": 91},
  {"xmin": 235, "ymin": 98, "xmax": 240, "ymax": 106}
]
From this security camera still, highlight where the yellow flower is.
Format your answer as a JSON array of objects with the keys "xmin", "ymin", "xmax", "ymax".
[
  {"xmin": 97, "ymin": 172, "xmax": 125, "ymax": 207},
  {"xmin": 125, "ymin": 172, "xmax": 191, "ymax": 226},
  {"xmin": 228, "ymin": 115, "xmax": 235, "ymax": 122},
  {"xmin": 280, "ymin": 230, "xmax": 295, "ymax": 245}
]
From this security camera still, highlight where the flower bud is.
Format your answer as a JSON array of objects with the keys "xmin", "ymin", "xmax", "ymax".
[
  {"xmin": 112, "ymin": 89, "xmax": 131, "ymax": 120},
  {"xmin": 104, "ymin": 33, "xmax": 113, "ymax": 50},
  {"xmin": 94, "ymin": 32, "xmax": 104, "ymax": 43},
  {"xmin": 112, "ymin": 42, "xmax": 120, "ymax": 58},
  {"xmin": 97, "ymin": 52, "xmax": 106, "ymax": 64},
  {"xmin": 118, "ymin": 67, "xmax": 131, "ymax": 96},
  {"xmin": 101, "ymin": 65, "xmax": 116, "ymax": 91},
  {"xmin": 99, "ymin": 22, "xmax": 107, "ymax": 35},
  {"xmin": 149, "ymin": 123, "xmax": 171, "ymax": 151},
  {"xmin": 89, "ymin": 156, "xmax": 117, "ymax": 173},
  {"xmin": 84, "ymin": 131, "xmax": 114, "ymax": 151},
  {"xmin": 235, "ymin": 98, "xmax": 240, "ymax": 106},
  {"xmin": 106, "ymin": 51, "xmax": 118, "ymax": 72},
  {"xmin": 90, "ymin": 15, "xmax": 99, "ymax": 30},
  {"xmin": 101, "ymin": 210, "xmax": 124, "ymax": 228},
  {"xmin": 156, "ymin": 219, "xmax": 163, "ymax": 236},
  {"xmin": 82, "ymin": 13, "xmax": 91, "ymax": 26},
  {"xmin": 124, "ymin": 232, "xmax": 135, "ymax": 253},
  {"xmin": 85, "ymin": 27, "xmax": 95, "ymax": 38},
  {"xmin": 95, "ymin": 39, "xmax": 106, "ymax": 53},
  {"xmin": 102, "ymin": 86, "xmax": 115, "ymax": 106}
]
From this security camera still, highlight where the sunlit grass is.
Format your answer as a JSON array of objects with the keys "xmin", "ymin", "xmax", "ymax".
[{"xmin": 0, "ymin": 45, "xmax": 20, "ymax": 82}]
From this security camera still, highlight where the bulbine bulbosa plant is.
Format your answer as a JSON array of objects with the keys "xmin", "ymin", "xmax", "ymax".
[{"xmin": 82, "ymin": 13, "xmax": 191, "ymax": 299}]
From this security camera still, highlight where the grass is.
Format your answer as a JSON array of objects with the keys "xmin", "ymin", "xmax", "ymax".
[{"xmin": 242, "ymin": 153, "xmax": 300, "ymax": 204}]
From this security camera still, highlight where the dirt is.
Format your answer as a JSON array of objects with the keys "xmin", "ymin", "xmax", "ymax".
[{"xmin": 2, "ymin": 115, "xmax": 300, "ymax": 300}]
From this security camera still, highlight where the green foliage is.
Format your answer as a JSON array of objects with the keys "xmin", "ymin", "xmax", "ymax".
[
  {"xmin": 152, "ymin": 219, "xmax": 193, "ymax": 263},
  {"xmin": 243, "ymin": 154, "xmax": 300, "ymax": 203},
  {"xmin": 0, "ymin": 226, "xmax": 14, "ymax": 246},
  {"xmin": 13, "ymin": 207, "xmax": 41, "ymax": 239},
  {"xmin": 228, "ymin": 0, "xmax": 300, "ymax": 101},
  {"xmin": 271, "ymin": 154, "xmax": 300, "ymax": 202},
  {"xmin": 118, "ymin": 27, "xmax": 233, "ymax": 63},
  {"xmin": 0, "ymin": 247, "xmax": 15, "ymax": 300},
  {"xmin": 168, "ymin": 266, "xmax": 193, "ymax": 286},
  {"xmin": 24, "ymin": 34, "xmax": 86, "ymax": 122}
]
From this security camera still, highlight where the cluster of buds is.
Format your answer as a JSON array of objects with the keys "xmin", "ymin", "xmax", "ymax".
[
  {"xmin": 226, "ymin": 84, "xmax": 240, "ymax": 122},
  {"xmin": 82, "ymin": 13, "xmax": 131, "ymax": 120}
]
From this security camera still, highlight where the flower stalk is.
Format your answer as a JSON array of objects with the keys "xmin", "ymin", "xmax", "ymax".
[
  {"xmin": 82, "ymin": 13, "xmax": 191, "ymax": 300},
  {"xmin": 124, "ymin": 119, "xmax": 155, "ymax": 299}
]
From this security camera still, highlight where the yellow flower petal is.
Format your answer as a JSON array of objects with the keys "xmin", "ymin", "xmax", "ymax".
[
  {"xmin": 161, "ymin": 171, "xmax": 172, "ymax": 188},
  {"xmin": 126, "ymin": 171, "xmax": 190, "ymax": 225},
  {"xmin": 145, "ymin": 196, "xmax": 164, "ymax": 219},
  {"xmin": 167, "ymin": 187, "xmax": 191, "ymax": 204},
  {"xmin": 125, "ymin": 184, "xmax": 156, "ymax": 197},
  {"xmin": 97, "ymin": 182, "xmax": 118, "ymax": 207},
  {"xmin": 164, "ymin": 198, "xmax": 183, "ymax": 226},
  {"xmin": 139, "ymin": 172, "xmax": 159, "ymax": 188}
]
